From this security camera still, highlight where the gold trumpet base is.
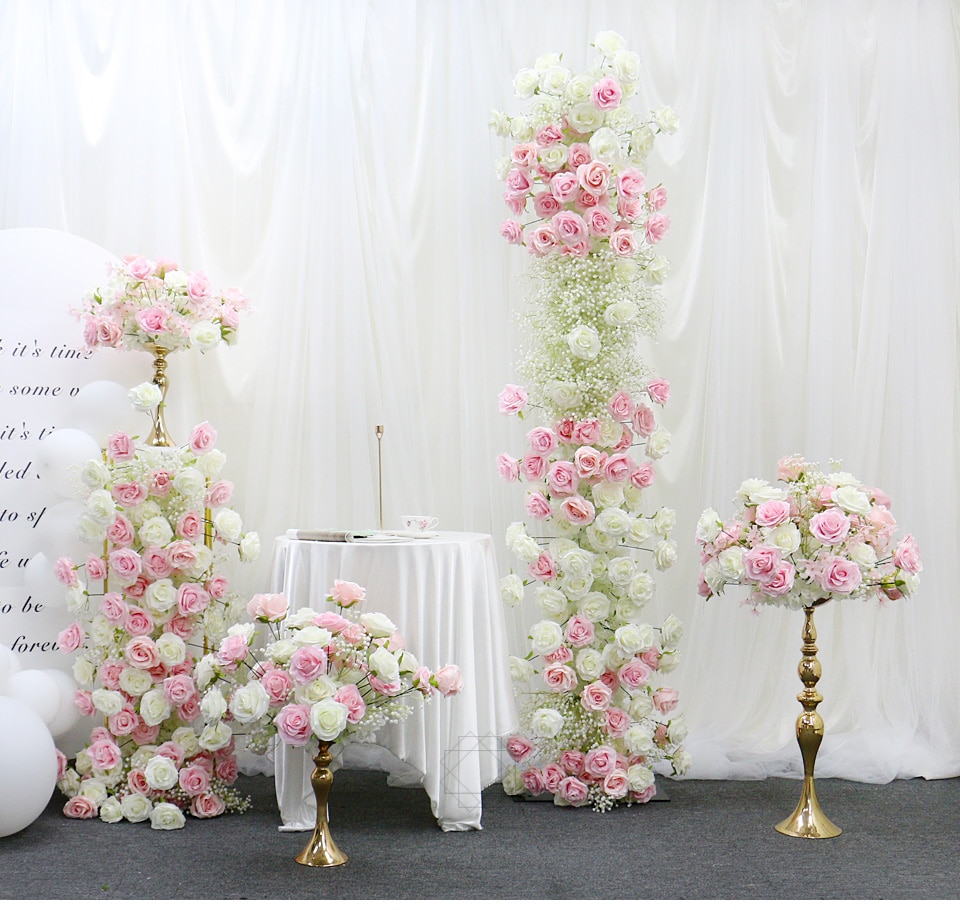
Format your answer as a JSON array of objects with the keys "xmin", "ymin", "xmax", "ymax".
[
  {"xmin": 775, "ymin": 781, "xmax": 842, "ymax": 839},
  {"xmin": 294, "ymin": 826, "xmax": 348, "ymax": 867}
]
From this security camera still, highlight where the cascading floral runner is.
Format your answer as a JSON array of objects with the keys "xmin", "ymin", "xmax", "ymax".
[{"xmin": 491, "ymin": 31, "xmax": 690, "ymax": 810}]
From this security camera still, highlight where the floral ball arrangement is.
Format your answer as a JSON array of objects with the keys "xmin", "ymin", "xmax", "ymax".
[
  {"xmin": 696, "ymin": 455, "xmax": 922, "ymax": 609},
  {"xmin": 75, "ymin": 254, "xmax": 249, "ymax": 353},
  {"xmin": 194, "ymin": 580, "xmax": 463, "ymax": 754},
  {"xmin": 492, "ymin": 31, "xmax": 689, "ymax": 811},
  {"xmin": 54, "ymin": 421, "xmax": 260, "ymax": 828}
]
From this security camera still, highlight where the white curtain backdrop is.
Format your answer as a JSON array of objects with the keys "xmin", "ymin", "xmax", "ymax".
[{"xmin": 2, "ymin": 0, "xmax": 958, "ymax": 782}]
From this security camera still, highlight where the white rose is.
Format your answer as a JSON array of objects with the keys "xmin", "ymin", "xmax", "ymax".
[
  {"xmin": 627, "ymin": 763, "xmax": 656, "ymax": 791},
  {"xmin": 511, "ymin": 532, "xmax": 541, "ymax": 563},
  {"xmin": 505, "ymin": 522, "xmax": 526, "ymax": 548},
  {"xmin": 654, "ymin": 106, "xmax": 680, "ymax": 133},
  {"xmin": 539, "ymin": 64, "xmax": 570, "ymax": 94},
  {"xmin": 598, "ymin": 417, "xmax": 624, "ymax": 449},
  {"xmin": 73, "ymin": 657, "xmax": 95, "ymax": 687},
  {"xmin": 549, "ymin": 381, "xmax": 582, "ymax": 410},
  {"xmin": 538, "ymin": 143, "xmax": 568, "ymax": 173},
  {"xmin": 509, "ymin": 116, "xmax": 534, "ymax": 142},
  {"xmin": 614, "ymin": 258, "xmax": 639, "ymax": 284},
  {"xmin": 156, "ymin": 632, "xmax": 186, "ymax": 666},
  {"xmin": 628, "ymin": 571, "xmax": 655, "ymax": 605},
  {"xmin": 736, "ymin": 478, "xmax": 778, "ymax": 504},
  {"xmin": 65, "ymin": 584, "xmax": 88, "ymax": 612},
  {"xmin": 198, "ymin": 721, "xmax": 232, "ymax": 752},
  {"xmin": 592, "ymin": 481, "xmax": 625, "ymax": 510},
  {"xmin": 646, "ymin": 429, "xmax": 671, "ymax": 460},
  {"xmin": 193, "ymin": 655, "xmax": 218, "ymax": 690},
  {"xmin": 92, "ymin": 689, "xmax": 124, "ymax": 716},
  {"xmin": 629, "ymin": 692, "xmax": 654, "ymax": 720},
  {"xmin": 607, "ymin": 557, "xmax": 637, "ymax": 587},
  {"xmin": 703, "ymin": 559, "xmax": 725, "ymax": 592},
  {"xmin": 624, "ymin": 724, "xmax": 655, "ymax": 755},
  {"xmin": 672, "ymin": 746, "xmax": 693, "ymax": 776},
  {"xmin": 564, "ymin": 73, "xmax": 594, "ymax": 103},
  {"xmin": 285, "ymin": 608, "xmax": 317, "ymax": 629},
  {"xmin": 137, "ymin": 500, "xmax": 162, "ymax": 521},
  {"xmin": 58, "ymin": 768, "xmax": 81, "ymax": 798},
  {"xmin": 172, "ymin": 466, "xmax": 205, "ymax": 498},
  {"xmin": 120, "ymin": 666, "xmax": 153, "ymax": 697},
  {"xmin": 150, "ymin": 803, "xmax": 186, "ymax": 831},
  {"xmin": 85, "ymin": 489, "xmax": 116, "ymax": 525},
  {"xmin": 488, "ymin": 110, "xmax": 511, "ymax": 137},
  {"xmin": 596, "ymin": 507, "xmax": 631, "ymax": 538},
  {"xmin": 513, "ymin": 67, "xmax": 539, "ymax": 97},
  {"xmin": 213, "ymin": 508, "xmax": 243, "ymax": 542},
  {"xmin": 291, "ymin": 625, "xmax": 332, "ymax": 648},
  {"xmin": 535, "ymin": 586, "xmax": 571, "ymax": 622},
  {"xmin": 75, "ymin": 751, "xmax": 93, "ymax": 776},
  {"xmin": 79, "ymin": 778, "xmax": 108, "ymax": 805},
  {"xmin": 646, "ymin": 255, "xmax": 669, "ymax": 284},
  {"xmin": 509, "ymin": 656, "xmax": 534, "ymax": 683},
  {"xmin": 559, "ymin": 548, "xmax": 594, "ymax": 578},
  {"xmin": 310, "ymin": 699, "xmax": 349, "ymax": 741},
  {"xmin": 567, "ymin": 324, "xmax": 602, "ymax": 361},
  {"xmin": 88, "ymin": 614, "xmax": 112, "ymax": 646},
  {"xmin": 77, "ymin": 513, "xmax": 107, "ymax": 544},
  {"xmin": 594, "ymin": 30, "xmax": 626, "ymax": 57},
  {"xmin": 130, "ymin": 745, "xmax": 158, "ymax": 769},
  {"xmin": 230, "ymin": 681, "xmax": 269, "ymax": 724},
  {"xmin": 500, "ymin": 574, "xmax": 524, "ymax": 607},
  {"xmin": 696, "ymin": 508, "xmax": 723, "ymax": 544},
  {"xmin": 615, "ymin": 598, "xmax": 644, "ymax": 623},
  {"xmin": 201, "ymin": 687, "xmax": 228, "ymax": 723},
  {"xmin": 764, "ymin": 521, "xmax": 802, "ymax": 554},
  {"xmin": 589, "ymin": 127, "xmax": 622, "ymax": 163},
  {"xmin": 550, "ymin": 537, "xmax": 577, "ymax": 560},
  {"xmin": 172, "ymin": 726, "xmax": 201, "ymax": 758},
  {"xmin": 654, "ymin": 539, "xmax": 678, "ymax": 570},
  {"xmin": 832, "ymin": 486, "xmax": 871, "ymax": 515},
  {"xmin": 653, "ymin": 507, "xmax": 677, "ymax": 537},
  {"xmin": 530, "ymin": 708, "xmax": 564, "ymax": 738},
  {"xmin": 189, "ymin": 320, "xmax": 221, "ymax": 351},
  {"xmin": 604, "ymin": 301, "xmax": 638, "ymax": 327},
  {"xmin": 566, "ymin": 102, "xmax": 604, "ymax": 135},
  {"xmin": 848, "ymin": 541, "xmax": 877, "ymax": 568},
  {"xmin": 668, "ymin": 715, "xmax": 689, "ymax": 744},
  {"xmin": 197, "ymin": 449, "xmax": 227, "ymax": 478},
  {"xmin": 579, "ymin": 591, "xmax": 611, "ymax": 622},
  {"xmin": 163, "ymin": 269, "xmax": 188, "ymax": 289},
  {"xmin": 239, "ymin": 532, "xmax": 261, "ymax": 562},
  {"xmin": 534, "ymin": 52, "xmax": 561, "ymax": 69},
  {"xmin": 631, "ymin": 125, "xmax": 655, "ymax": 159},
  {"xmin": 144, "ymin": 578, "xmax": 178, "ymax": 616},
  {"xmin": 121, "ymin": 793, "xmax": 153, "ymax": 823},
  {"xmin": 613, "ymin": 49, "xmax": 642, "ymax": 84},
  {"xmin": 144, "ymin": 755, "xmax": 179, "ymax": 790},
  {"xmin": 575, "ymin": 648, "xmax": 605, "ymax": 681},
  {"xmin": 659, "ymin": 615, "xmax": 683, "ymax": 649},
  {"xmin": 128, "ymin": 382, "xmax": 162, "ymax": 412},
  {"xmin": 502, "ymin": 765, "xmax": 525, "ymax": 796},
  {"xmin": 717, "ymin": 546, "xmax": 746, "ymax": 580},
  {"xmin": 615, "ymin": 623, "xmax": 654, "ymax": 655},
  {"xmin": 265, "ymin": 638, "xmax": 297, "ymax": 664},
  {"xmin": 627, "ymin": 518, "xmax": 654, "ymax": 546},
  {"xmin": 79, "ymin": 459, "xmax": 110, "ymax": 488},
  {"xmin": 139, "ymin": 688, "xmax": 172, "ymax": 727},
  {"xmin": 658, "ymin": 650, "xmax": 681, "ymax": 673},
  {"xmin": 302, "ymin": 676, "xmax": 338, "ymax": 703},
  {"xmin": 98, "ymin": 797, "xmax": 123, "ymax": 824},
  {"xmin": 561, "ymin": 574, "xmax": 594, "ymax": 600},
  {"xmin": 529, "ymin": 620, "xmax": 564, "ymax": 655},
  {"xmin": 369, "ymin": 647, "xmax": 400, "ymax": 682},
  {"xmin": 584, "ymin": 526, "xmax": 616, "ymax": 553}
]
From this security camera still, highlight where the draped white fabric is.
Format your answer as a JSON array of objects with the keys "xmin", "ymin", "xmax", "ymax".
[{"xmin": 2, "ymin": 1, "xmax": 957, "ymax": 782}]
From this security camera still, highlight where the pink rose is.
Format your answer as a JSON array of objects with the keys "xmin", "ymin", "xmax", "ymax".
[
  {"xmin": 559, "ymin": 495, "xmax": 595, "ymax": 526},
  {"xmin": 559, "ymin": 750, "xmax": 585, "ymax": 776},
  {"xmin": 520, "ymin": 453, "xmax": 548, "ymax": 482},
  {"xmin": 315, "ymin": 611, "xmax": 350, "ymax": 632},
  {"xmin": 759, "ymin": 560, "xmax": 796, "ymax": 597},
  {"xmin": 630, "ymin": 462, "xmax": 656, "ymax": 489},
  {"xmin": 98, "ymin": 659, "xmax": 124, "ymax": 689},
  {"xmin": 647, "ymin": 186, "xmax": 668, "ymax": 210},
  {"xmin": 500, "ymin": 220, "xmax": 523, "ymax": 244},
  {"xmin": 545, "ymin": 646, "xmax": 573, "ymax": 665},
  {"xmin": 247, "ymin": 592, "xmax": 288, "ymax": 621},
  {"xmin": 572, "ymin": 418, "xmax": 602, "ymax": 445},
  {"xmin": 524, "ymin": 490, "xmax": 553, "ymax": 521},
  {"xmin": 74, "ymin": 689, "xmax": 95, "ymax": 715},
  {"xmin": 130, "ymin": 718, "xmax": 160, "ymax": 746},
  {"xmin": 504, "ymin": 167, "xmax": 533, "ymax": 197},
  {"xmin": 141, "ymin": 547, "xmax": 171, "ymax": 580},
  {"xmin": 547, "ymin": 461, "xmax": 578, "ymax": 496},
  {"xmin": 289, "ymin": 645, "xmax": 328, "ymax": 684},
  {"xmin": 641, "ymin": 648, "xmax": 661, "ymax": 670},
  {"xmin": 56, "ymin": 622, "xmax": 85, "ymax": 653},
  {"xmin": 591, "ymin": 74, "xmax": 622, "ymax": 110},
  {"xmin": 521, "ymin": 767, "xmax": 545, "ymax": 796},
  {"xmin": 565, "ymin": 614, "xmax": 595, "ymax": 647},
  {"xmin": 177, "ymin": 583, "xmax": 211, "ymax": 616},
  {"xmin": 63, "ymin": 796, "xmax": 99, "ymax": 820},
  {"xmin": 617, "ymin": 168, "xmax": 646, "ymax": 199},
  {"xmin": 125, "ymin": 255, "xmax": 157, "ymax": 279},
  {"xmin": 260, "ymin": 668, "xmax": 295, "ymax": 706},
  {"xmin": 566, "ymin": 142, "xmax": 591, "ymax": 168},
  {"xmin": 275, "ymin": 704, "xmax": 313, "ymax": 746},
  {"xmin": 511, "ymin": 142, "xmax": 537, "ymax": 168},
  {"xmin": 526, "ymin": 224, "xmax": 557, "ymax": 256},
  {"xmin": 645, "ymin": 213, "xmax": 670, "ymax": 244},
  {"xmin": 54, "ymin": 556, "xmax": 77, "ymax": 586},
  {"xmin": 755, "ymin": 500, "xmax": 791, "ymax": 527},
  {"xmin": 653, "ymin": 687, "xmax": 680, "ymax": 715},
  {"xmin": 330, "ymin": 578, "xmax": 365, "ymax": 607},
  {"xmin": 821, "ymin": 557, "xmax": 862, "ymax": 595},
  {"xmin": 177, "ymin": 694, "xmax": 202, "ymax": 723},
  {"xmin": 777, "ymin": 454, "xmax": 806, "ymax": 481},
  {"xmin": 106, "ymin": 514, "xmax": 135, "ymax": 547},
  {"xmin": 583, "ymin": 745, "xmax": 618, "ymax": 779},
  {"xmin": 156, "ymin": 741, "xmax": 186, "ymax": 766},
  {"xmin": 608, "ymin": 391, "xmax": 635, "ymax": 421},
  {"xmin": 179, "ymin": 763, "xmax": 212, "ymax": 797},
  {"xmin": 549, "ymin": 171, "xmax": 580, "ymax": 203},
  {"xmin": 205, "ymin": 480, "xmax": 234, "ymax": 507},
  {"xmin": 165, "ymin": 614, "xmax": 195, "ymax": 640},
  {"xmin": 496, "ymin": 453, "xmax": 520, "ymax": 482},
  {"xmin": 334, "ymin": 683, "xmax": 367, "ymax": 722},
  {"xmin": 535, "ymin": 123, "xmax": 563, "ymax": 146},
  {"xmin": 112, "ymin": 482, "xmax": 148, "ymax": 507},
  {"xmin": 191, "ymin": 792, "xmax": 226, "ymax": 819},
  {"xmin": 106, "ymin": 432, "xmax": 135, "ymax": 462},
  {"xmin": 528, "ymin": 551, "xmax": 557, "ymax": 582},
  {"xmin": 617, "ymin": 658, "xmax": 651, "ymax": 691},
  {"xmin": 557, "ymin": 776, "xmax": 591, "ymax": 806},
  {"xmin": 578, "ymin": 188, "xmax": 606, "ymax": 209},
  {"xmin": 216, "ymin": 633, "xmax": 249, "ymax": 669},
  {"xmin": 187, "ymin": 272, "xmax": 211, "ymax": 302},
  {"xmin": 533, "ymin": 191, "xmax": 562, "ymax": 219},
  {"xmin": 109, "ymin": 548, "xmax": 142, "ymax": 583},
  {"xmin": 150, "ymin": 470, "xmax": 172, "ymax": 496},
  {"xmin": 215, "ymin": 754, "xmax": 239, "ymax": 783},
  {"xmin": 604, "ymin": 453, "xmax": 632, "ymax": 484},
  {"xmin": 743, "ymin": 546, "xmax": 782, "ymax": 582},
  {"xmin": 580, "ymin": 681, "xmax": 613, "ymax": 712},
  {"xmin": 610, "ymin": 228, "xmax": 638, "ymax": 257},
  {"xmin": 176, "ymin": 511, "xmax": 203, "ymax": 541},
  {"xmin": 810, "ymin": 508, "xmax": 852, "ymax": 544},
  {"xmin": 542, "ymin": 763, "xmax": 565, "ymax": 794},
  {"xmin": 166, "ymin": 540, "xmax": 197, "ymax": 570},
  {"xmin": 206, "ymin": 575, "xmax": 230, "ymax": 600},
  {"xmin": 163, "ymin": 674, "xmax": 196, "ymax": 706},
  {"xmin": 551, "ymin": 211, "xmax": 589, "ymax": 246},
  {"xmin": 504, "ymin": 193, "xmax": 524, "ymax": 216},
  {"xmin": 893, "ymin": 534, "xmax": 922, "ymax": 574},
  {"xmin": 555, "ymin": 417, "xmax": 575, "ymax": 442},
  {"xmin": 526, "ymin": 426, "xmax": 558, "ymax": 455},
  {"xmin": 88, "ymin": 737, "xmax": 122, "ymax": 770},
  {"xmin": 189, "ymin": 421, "xmax": 217, "ymax": 455},
  {"xmin": 370, "ymin": 675, "xmax": 402, "ymax": 696},
  {"xmin": 603, "ymin": 769, "xmax": 630, "ymax": 799},
  {"xmin": 108, "ymin": 706, "xmax": 139, "ymax": 737},
  {"xmin": 577, "ymin": 160, "xmax": 611, "ymax": 194},
  {"xmin": 574, "ymin": 446, "xmax": 604, "ymax": 478},
  {"xmin": 618, "ymin": 196, "xmax": 642, "ymax": 220},
  {"xmin": 632, "ymin": 405, "xmax": 656, "ymax": 437},
  {"xmin": 646, "ymin": 378, "xmax": 671, "ymax": 405},
  {"xmin": 604, "ymin": 707, "xmax": 631, "ymax": 737},
  {"xmin": 123, "ymin": 607, "xmax": 154, "ymax": 636},
  {"xmin": 435, "ymin": 664, "xmax": 463, "ymax": 697},
  {"xmin": 135, "ymin": 306, "xmax": 168, "ymax": 335},
  {"xmin": 125, "ymin": 635, "xmax": 161, "ymax": 669},
  {"xmin": 542, "ymin": 664, "xmax": 578, "ymax": 692},
  {"xmin": 85, "ymin": 554, "xmax": 107, "ymax": 582}
]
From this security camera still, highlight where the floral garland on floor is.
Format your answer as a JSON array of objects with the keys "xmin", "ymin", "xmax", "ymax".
[
  {"xmin": 193, "ymin": 579, "xmax": 463, "ymax": 755},
  {"xmin": 491, "ymin": 31, "xmax": 689, "ymax": 810},
  {"xmin": 53, "ymin": 421, "xmax": 260, "ymax": 829}
]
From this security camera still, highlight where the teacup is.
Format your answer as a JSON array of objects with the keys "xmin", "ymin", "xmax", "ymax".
[{"xmin": 401, "ymin": 515, "xmax": 439, "ymax": 533}]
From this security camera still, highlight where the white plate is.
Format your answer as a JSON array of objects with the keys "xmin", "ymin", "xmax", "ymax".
[{"xmin": 393, "ymin": 530, "xmax": 439, "ymax": 539}]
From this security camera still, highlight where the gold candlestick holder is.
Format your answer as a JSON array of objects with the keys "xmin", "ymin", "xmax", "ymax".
[
  {"xmin": 144, "ymin": 344, "xmax": 174, "ymax": 447},
  {"xmin": 775, "ymin": 599, "xmax": 842, "ymax": 838},
  {"xmin": 295, "ymin": 740, "xmax": 348, "ymax": 867}
]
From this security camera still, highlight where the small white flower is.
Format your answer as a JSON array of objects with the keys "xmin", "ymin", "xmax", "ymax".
[{"xmin": 128, "ymin": 382, "xmax": 162, "ymax": 412}]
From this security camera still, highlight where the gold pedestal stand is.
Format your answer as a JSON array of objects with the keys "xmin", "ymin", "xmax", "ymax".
[
  {"xmin": 775, "ymin": 600, "xmax": 842, "ymax": 838},
  {"xmin": 145, "ymin": 344, "xmax": 174, "ymax": 447},
  {"xmin": 295, "ymin": 741, "xmax": 348, "ymax": 867}
]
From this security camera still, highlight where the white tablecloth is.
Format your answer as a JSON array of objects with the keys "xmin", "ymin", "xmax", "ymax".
[{"xmin": 271, "ymin": 531, "xmax": 518, "ymax": 831}]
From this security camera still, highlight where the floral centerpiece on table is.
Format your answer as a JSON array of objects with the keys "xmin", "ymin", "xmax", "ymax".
[
  {"xmin": 696, "ymin": 455, "xmax": 922, "ymax": 609},
  {"xmin": 53, "ymin": 420, "xmax": 261, "ymax": 829},
  {"xmin": 491, "ymin": 31, "xmax": 689, "ymax": 810},
  {"xmin": 75, "ymin": 255, "xmax": 249, "ymax": 353},
  {"xmin": 194, "ymin": 580, "xmax": 463, "ymax": 754}
]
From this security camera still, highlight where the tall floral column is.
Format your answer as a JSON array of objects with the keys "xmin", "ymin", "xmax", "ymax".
[{"xmin": 491, "ymin": 31, "xmax": 690, "ymax": 810}]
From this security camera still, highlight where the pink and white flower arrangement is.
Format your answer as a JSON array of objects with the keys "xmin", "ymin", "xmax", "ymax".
[
  {"xmin": 54, "ymin": 422, "xmax": 260, "ymax": 827},
  {"xmin": 194, "ymin": 580, "xmax": 462, "ymax": 755},
  {"xmin": 696, "ymin": 455, "xmax": 922, "ymax": 609},
  {"xmin": 75, "ymin": 255, "xmax": 249, "ymax": 353},
  {"xmin": 493, "ymin": 32, "xmax": 688, "ymax": 810}
]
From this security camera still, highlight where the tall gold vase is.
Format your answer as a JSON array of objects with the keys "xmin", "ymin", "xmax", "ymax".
[
  {"xmin": 295, "ymin": 740, "xmax": 348, "ymax": 867},
  {"xmin": 144, "ymin": 344, "xmax": 174, "ymax": 447},
  {"xmin": 775, "ymin": 599, "xmax": 842, "ymax": 838}
]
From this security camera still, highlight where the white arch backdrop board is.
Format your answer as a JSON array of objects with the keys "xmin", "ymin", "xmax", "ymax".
[{"xmin": 0, "ymin": 1, "xmax": 957, "ymax": 783}]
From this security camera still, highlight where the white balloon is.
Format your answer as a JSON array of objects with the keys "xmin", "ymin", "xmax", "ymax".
[
  {"xmin": 35, "ymin": 428, "xmax": 101, "ymax": 499},
  {"xmin": 0, "ymin": 695, "xmax": 58, "ymax": 837},
  {"xmin": 44, "ymin": 669, "xmax": 79, "ymax": 737},
  {"xmin": 73, "ymin": 380, "xmax": 141, "ymax": 443},
  {"xmin": 32, "ymin": 502, "xmax": 89, "ymax": 566},
  {"xmin": 0, "ymin": 645, "xmax": 23, "ymax": 696},
  {"xmin": 6, "ymin": 669, "xmax": 62, "ymax": 726},
  {"xmin": 22, "ymin": 553, "xmax": 69, "ymax": 614}
]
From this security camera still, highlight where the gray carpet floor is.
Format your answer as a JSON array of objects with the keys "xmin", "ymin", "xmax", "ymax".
[{"xmin": 2, "ymin": 771, "xmax": 958, "ymax": 900}]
